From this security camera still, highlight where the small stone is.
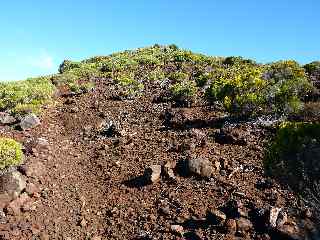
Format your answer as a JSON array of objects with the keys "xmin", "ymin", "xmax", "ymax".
[
  {"xmin": 276, "ymin": 210, "xmax": 287, "ymax": 227},
  {"xmin": 236, "ymin": 217, "xmax": 253, "ymax": 232},
  {"xmin": 214, "ymin": 161, "xmax": 221, "ymax": 171},
  {"xmin": 0, "ymin": 209, "xmax": 6, "ymax": 224},
  {"xmin": 7, "ymin": 193, "xmax": 30, "ymax": 215},
  {"xmin": 0, "ymin": 170, "xmax": 26, "ymax": 199},
  {"xmin": 225, "ymin": 219, "xmax": 237, "ymax": 234},
  {"xmin": 79, "ymin": 218, "xmax": 87, "ymax": 227},
  {"xmin": 25, "ymin": 182, "xmax": 40, "ymax": 196},
  {"xmin": 170, "ymin": 224, "xmax": 184, "ymax": 235},
  {"xmin": 0, "ymin": 112, "xmax": 16, "ymax": 125},
  {"xmin": 276, "ymin": 224, "xmax": 302, "ymax": 240},
  {"xmin": 208, "ymin": 209, "xmax": 227, "ymax": 223},
  {"xmin": 100, "ymin": 120, "xmax": 119, "ymax": 137},
  {"xmin": 145, "ymin": 165, "xmax": 161, "ymax": 183},
  {"xmin": 164, "ymin": 161, "xmax": 176, "ymax": 179},
  {"xmin": 187, "ymin": 158, "xmax": 214, "ymax": 178},
  {"xmin": 92, "ymin": 236, "xmax": 102, "ymax": 240},
  {"xmin": 269, "ymin": 207, "xmax": 281, "ymax": 228},
  {"xmin": 23, "ymin": 161, "xmax": 46, "ymax": 178},
  {"xmin": 0, "ymin": 193, "xmax": 11, "ymax": 209},
  {"xmin": 303, "ymin": 208, "xmax": 312, "ymax": 219},
  {"xmin": 20, "ymin": 114, "xmax": 40, "ymax": 130},
  {"xmin": 39, "ymin": 232, "xmax": 50, "ymax": 240},
  {"xmin": 160, "ymin": 205, "xmax": 170, "ymax": 215}
]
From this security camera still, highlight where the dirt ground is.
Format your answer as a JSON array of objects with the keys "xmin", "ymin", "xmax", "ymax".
[{"xmin": 0, "ymin": 78, "xmax": 318, "ymax": 240}]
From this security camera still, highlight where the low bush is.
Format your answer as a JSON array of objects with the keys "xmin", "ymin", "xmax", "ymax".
[
  {"xmin": 0, "ymin": 77, "xmax": 55, "ymax": 116},
  {"xmin": 0, "ymin": 138, "xmax": 23, "ymax": 170},
  {"xmin": 265, "ymin": 122, "xmax": 320, "ymax": 197},
  {"xmin": 170, "ymin": 81, "xmax": 197, "ymax": 103}
]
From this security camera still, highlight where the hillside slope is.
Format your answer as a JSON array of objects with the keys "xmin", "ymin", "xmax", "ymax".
[{"xmin": 0, "ymin": 45, "xmax": 320, "ymax": 239}]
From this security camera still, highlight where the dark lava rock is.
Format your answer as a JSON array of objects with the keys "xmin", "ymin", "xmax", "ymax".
[{"xmin": 187, "ymin": 158, "xmax": 214, "ymax": 178}]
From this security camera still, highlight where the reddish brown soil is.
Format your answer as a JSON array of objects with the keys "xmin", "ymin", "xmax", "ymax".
[{"xmin": 0, "ymin": 79, "xmax": 317, "ymax": 239}]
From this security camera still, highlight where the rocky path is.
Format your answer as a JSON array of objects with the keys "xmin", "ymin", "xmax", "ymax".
[{"xmin": 1, "ymin": 80, "xmax": 319, "ymax": 239}]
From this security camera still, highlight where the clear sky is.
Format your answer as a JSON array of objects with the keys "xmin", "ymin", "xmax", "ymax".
[{"xmin": 0, "ymin": 0, "xmax": 319, "ymax": 81}]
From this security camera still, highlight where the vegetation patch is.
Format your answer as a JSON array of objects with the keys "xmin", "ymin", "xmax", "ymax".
[
  {"xmin": 0, "ymin": 137, "xmax": 24, "ymax": 170},
  {"xmin": 0, "ymin": 76, "xmax": 55, "ymax": 116},
  {"xmin": 265, "ymin": 122, "xmax": 320, "ymax": 197}
]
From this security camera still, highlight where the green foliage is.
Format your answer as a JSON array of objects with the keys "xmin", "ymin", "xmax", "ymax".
[
  {"xmin": 168, "ymin": 71, "xmax": 189, "ymax": 82},
  {"xmin": 304, "ymin": 61, "xmax": 320, "ymax": 75},
  {"xmin": 263, "ymin": 60, "xmax": 313, "ymax": 114},
  {"xmin": 205, "ymin": 64, "xmax": 267, "ymax": 115},
  {"xmin": 265, "ymin": 122, "xmax": 320, "ymax": 190},
  {"xmin": 59, "ymin": 60, "xmax": 81, "ymax": 73},
  {"xmin": 170, "ymin": 81, "xmax": 197, "ymax": 102},
  {"xmin": 0, "ymin": 138, "xmax": 23, "ymax": 170},
  {"xmin": 146, "ymin": 68, "xmax": 166, "ymax": 82},
  {"xmin": 115, "ymin": 73, "xmax": 144, "ymax": 98},
  {"xmin": 205, "ymin": 60, "xmax": 314, "ymax": 115},
  {"xmin": 0, "ymin": 77, "xmax": 55, "ymax": 116}
]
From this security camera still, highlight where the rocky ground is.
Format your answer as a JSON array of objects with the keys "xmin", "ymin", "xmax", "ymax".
[{"xmin": 0, "ymin": 78, "xmax": 319, "ymax": 240}]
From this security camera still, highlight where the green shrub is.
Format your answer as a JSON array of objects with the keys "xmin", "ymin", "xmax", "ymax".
[
  {"xmin": 115, "ymin": 73, "xmax": 144, "ymax": 98},
  {"xmin": 205, "ymin": 65, "xmax": 267, "ymax": 115},
  {"xmin": 0, "ymin": 138, "xmax": 23, "ymax": 170},
  {"xmin": 170, "ymin": 81, "xmax": 197, "ymax": 102},
  {"xmin": 195, "ymin": 72, "xmax": 210, "ymax": 87},
  {"xmin": 168, "ymin": 71, "xmax": 189, "ymax": 82},
  {"xmin": 0, "ymin": 77, "xmax": 55, "ymax": 116},
  {"xmin": 263, "ymin": 60, "xmax": 314, "ymax": 114},
  {"xmin": 146, "ymin": 68, "xmax": 166, "ymax": 82},
  {"xmin": 265, "ymin": 122, "xmax": 320, "ymax": 193},
  {"xmin": 59, "ymin": 60, "xmax": 81, "ymax": 73}
]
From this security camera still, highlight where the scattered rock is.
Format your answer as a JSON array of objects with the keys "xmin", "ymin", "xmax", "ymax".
[
  {"xmin": 99, "ymin": 120, "xmax": 119, "ymax": 137},
  {"xmin": 236, "ymin": 217, "xmax": 253, "ymax": 232},
  {"xmin": 0, "ymin": 209, "xmax": 6, "ymax": 224},
  {"xmin": 25, "ymin": 182, "xmax": 40, "ymax": 196},
  {"xmin": 187, "ymin": 158, "xmax": 214, "ymax": 178},
  {"xmin": 276, "ymin": 224, "xmax": 302, "ymax": 240},
  {"xmin": 24, "ymin": 137, "xmax": 49, "ymax": 153},
  {"xmin": 214, "ymin": 128, "xmax": 247, "ymax": 145},
  {"xmin": 0, "ymin": 170, "xmax": 26, "ymax": 199},
  {"xmin": 0, "ymin": 112, "xmax": 16, "ymax": 125},
  {"xmin": 256, "ymin": 178, "xmax": 273, "ymax": 190},
  {"xmin": 302, "ymin": 208, "xmax": 312, "ymax": 219},
  {"xmin": 22, "ymin": 160, "xmax": 46, "ymax": 178},
  {"xmin": 0, "ymin": 193, "xmax": 11, "ymax": 209},
  {"xmin": 170, "ymin": 224, "xmax": 184, "ymax": 235},
  {"xmin": 276, "ymin": 210, "xmax": 288, "ymax": 227},
  {"xmin": 6, "ymin": 193, "xmax": 31, "ymax": 215},
  {"xmin": 163, "ymin": 161, "xmax": 176, "ymax": 179},
  {"xmin": 207, "ymin": 209, "xmax": 227, "ymax": 223},
  {"xmin": 91, "ymin": 236, "xmax": 102, "ymax": 240},
  {"xmin": 79, "ymin": 218, "xmax": 87, "ymax": 227},
  {"xmin": 225, "ymin": 219, "xmax": 237, "ymax": 235},
  {"xmin": 190, "ymin": 129, "xmax": 207, "ymax": 147},
  {"xmin": 39, "ymin": 232, "xmax": 50, "ymax": 240},
  {"xmin": 145, "ymin": 165, "xmax": 161, "ymax": 183},
  {"xmin": 19, "ymin": 114, "xmax": 41, "ymax": 130},
  {"xmin": 224, "ymin": 200, "xmax": 241, "ymax": 218},
  {"xmin": 268, "ymin": 207, "xmax": 281, "ymax": 228},
  {"xmin": 160, "ymin": 205, "xmax": 170, "ymax": 215}
]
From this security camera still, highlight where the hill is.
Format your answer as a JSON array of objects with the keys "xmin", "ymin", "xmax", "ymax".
[{"xmin": 0, "ymin": 45, "xmax": 320, "ymax": 239}]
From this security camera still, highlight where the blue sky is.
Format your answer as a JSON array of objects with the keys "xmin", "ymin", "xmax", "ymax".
[{"xmin": 0, "ymin": 0, "xmax": 319, "ymax": 81}]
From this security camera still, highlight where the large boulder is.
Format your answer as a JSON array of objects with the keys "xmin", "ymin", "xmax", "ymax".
[
  {"xmin": 20, "ymin": 114, "xmax": 41, "ymax": 130},
  {"xmin": 0, "ymin": 112, "xmax": 16, "ymax": 125},
  {"xmin": 187, "ymin": 158, "xmax": 214, "ymax": 178},
  {"xmin": 0, "ymin": 170, "xmax": 26, "ymax": 199}
]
